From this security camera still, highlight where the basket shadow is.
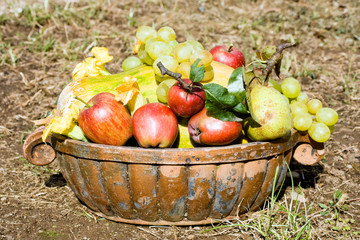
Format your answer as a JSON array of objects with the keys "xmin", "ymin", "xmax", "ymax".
[
  {"xmin": 45, "ymin": 173, "xmax": 67, "ymax": 187},
  {"xmin": 270, "ymin": 160, "xmax": 324, "ymax": 204}
]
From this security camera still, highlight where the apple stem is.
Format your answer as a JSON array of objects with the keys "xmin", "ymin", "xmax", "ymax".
[
  {"xmin": 228, "ymin": 45, "xmax": 233, "ymax": 53},
  {"xmin": 146, "ymin": 98, "xmax": 150, "ymax": 104},
  {"xmin": 74, "ymin": 96, "xmax": 91, "ymax": 108},
  {"xmin": 157, "ymin": 61, "xmax": 191, "ymax": 90}
]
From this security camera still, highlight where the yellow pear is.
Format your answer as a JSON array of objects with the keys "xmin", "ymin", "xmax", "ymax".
[{"xmin": 244, "ymin": 84, "xmax": 293, "ymax": 141}]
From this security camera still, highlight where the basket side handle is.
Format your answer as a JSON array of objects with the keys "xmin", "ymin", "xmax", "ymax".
[
  {"xmin": 293, "ymin": 133, "xmax": 325, "ymax": 165},
  {"xmin": 23, "ymin": 126, "xmax": 56, "ymax": 166}
]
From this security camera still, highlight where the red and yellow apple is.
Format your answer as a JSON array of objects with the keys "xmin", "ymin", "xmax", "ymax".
[
  {"xmin": 78, "ymin": 92, "xmax": 132, "ymax": 146},
  {"xmin": 209, "ymin": 45, "xmax": 245, "ymax": 69},
  {"xmin": 132, "ymin": 102, "xmax": 178, "ymax": 148},
  {"xmin": 167, "ymin": 79, "xmax": 206, "ymax": 118},
  {"xmin": 188, "ymin": 108, "xmax": 242, "ymax": 146}
]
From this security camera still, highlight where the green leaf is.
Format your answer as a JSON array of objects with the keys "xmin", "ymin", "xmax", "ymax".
[
  {"xmin": 333, "ymin": 190, "xmax": 342, "ymax": 201},
  {"xmin": 319, "ymin": 203, "xmax": 328, "ymax": 209},
  {"xmin": 320, "ymin": 211, "xmax": 329, "ymax": 216},
  {"xmin": 227, "ymin": 67, "xmax": 246, "ymax": 102},
  {"xmin": 203, "ymin": 83, "xmax": 238, "ymax": 107},
  {"xmin": 202, "ymin": 83, "xmax": 248, "ymax": 122},
  {"xmin": 205, "ymin": 101, "xmax": 243, "ymax": 122},
  {"xmin": 233, "ymin": 102, "xmax": 248, "ymax": 114},
  {"xmin": 190, "ymin": 59, "xmax": 205, "ymax": 83}
]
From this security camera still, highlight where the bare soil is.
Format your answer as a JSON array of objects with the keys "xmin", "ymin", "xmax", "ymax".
[{"xmin": 0, "ymin": 0, "xmax": 359, "ymax": 239}]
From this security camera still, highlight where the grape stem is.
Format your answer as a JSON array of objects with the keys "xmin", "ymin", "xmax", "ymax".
[
  {"xmin": 157, "ymin": 61, "xmax": 193, "ymax": 91},
  {"xmin": 262, "ymin": 42, "xmax": 298, "ymax": 85}
]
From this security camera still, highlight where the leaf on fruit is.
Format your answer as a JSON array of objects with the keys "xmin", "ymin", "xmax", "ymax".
[
  {"xmin": 190, "ymin": 59, "xmax": 205, "ymax": 83},
  {"xmin": 205, "ymin": 101, "xmax": 243, "ymax": 122},
  {"xmin": 202, "ymin": 83, "xmax": 248, "ymax": 122},
  {"xmin": 227, "ymin": 67, "xmax": 246, "ymax": 102}
]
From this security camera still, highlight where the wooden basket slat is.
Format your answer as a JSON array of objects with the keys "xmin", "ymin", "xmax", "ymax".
[
  {"xmin": 186, "ymin": 165, "xmax": 216, "ymax": 221},
  {"xmin": 100, "ymin": 161, "xmax": 136, "ymax": 219},
  {"xmin": 158, "ymin": 165, "xmax": 187, "ymax": 222},
  {"xmin": 210, "ymin": 162, "xmax": 244, "ymax": 219},
  {"xmin": 129, "ymin": 164, "xmax": 159, "ymax": 222}
]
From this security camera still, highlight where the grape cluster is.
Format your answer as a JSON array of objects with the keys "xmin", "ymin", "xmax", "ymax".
[
  {"xmin": 277, "ymin": 77, "xmax": 338, "ymax": 143},
  {"xmin": 122, "ymin": 25, "xmax": 214, "ymax": 104}
]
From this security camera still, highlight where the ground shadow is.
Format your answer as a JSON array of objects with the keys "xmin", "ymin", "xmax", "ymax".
[{"xmin": 45, "ymin": 173, "xmax": 67, "ymax": 187}]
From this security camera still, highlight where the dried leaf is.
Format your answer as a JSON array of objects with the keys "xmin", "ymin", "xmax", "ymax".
[
  {"xmin": 42, "ymin": 104, "xmax": 81, "ymax": 142},
  {"xmin": 72, "ymin": 47, "xmax": 113, "ymax": 81},
  {"xmin": 114, "ymin": 75, "xmax": 140, "ymax": 105}
]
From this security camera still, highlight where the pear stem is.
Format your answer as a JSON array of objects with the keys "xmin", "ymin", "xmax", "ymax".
[
  {"xmin": 262, "ymin": 42, "xmax": 298, "ymax": 85},
  {"xmin": 74, "ymin": 96, "xmax": 91, "ymax": 108}
]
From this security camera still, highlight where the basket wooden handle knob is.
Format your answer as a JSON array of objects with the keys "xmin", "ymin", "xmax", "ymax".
[
  {"xmin": 23, "ymin": 126, "xmax": 56, "ymax": 166},
  {"xmin": 293, "ymin": 134, "xmax": 325, "ymax": 165}
]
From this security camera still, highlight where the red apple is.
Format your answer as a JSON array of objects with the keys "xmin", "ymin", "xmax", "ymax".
[
  {"xmin": 78, "ymin": 92, "xmax": 132, "ymax": 146},
  {"xmin": 209, "ymin": 45, "xmax": 245, "ymax": 69},
  {"xmin": 167, "ymin": 79, "xmax": 206, "ymax": 118},
  {"xmin": 132, "ymin": 102, "xmax": 178, "ymax": 148},
  {"xmin": 188, "ymin": 108, "xmax": 242, "ymax": 146}
]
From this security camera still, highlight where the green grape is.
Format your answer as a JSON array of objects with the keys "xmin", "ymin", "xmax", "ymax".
[
  {"xmin": 308, "ymin": 122, "xmax": 331, "ymax": 143},
  {"xmin": 306, "ymin": 98, "xmax": 323, "ymax": 114},
  {"xmin": 168, "ymin": 40, "xmax": 178, "ymax": 52},
  {"xmin": 174, "ymin": 42, "xmax": 194, "ymax": 63},
  {"xmin": 156, "ymin": 79, "xmax": 177, "ymax": 103},
  {"xmin": 290, "ymin": 101, "xmax": 308, "ymax": 117},
  {"xmin": 137, "ymin": 44, "xmax": 154, "ymax": 65},
  {"xmin": 293, "ymin": 112, "xmax": 313, "ymax": 131},
  {"xmin": 155, "ymin": 75, "xmax": 175, "ymax": 83},
  {"xmin": 122, "ymin": 56, "xmax": 142, "ymax": 71},
  {"xmin": 185, "ymin": 40, "xmax": 204, "ymax": 52},
  {"xmin": 189, "ymin": 50, "xmax": 213, "ymax": 67},
  {"xmin": 145, "ymin": 38, "xmax": 158, "ymax": 53},
  {"xmin": 153, "ymin": 56, "xmax": 178, "ymax": 77},
  {"xmin": 157, "ymin": 26, "xmax": 176, "ymax": 43},
  {"xmin": 296, "ymin": 92, "xmax": 309, "ymax": 103},
  {"xmin": 202, "ymin": 65, "xmax": 214, "ymax": 82},
  {"xmin": 268, "ymin": 79, "xmax": 282, "ymax": 92},
  {"xmin": 177, "ymin": 61, "xmax": 191, "ymax": 78},
  {"xmin": 146, "ymin": 41, "xmax": 172, "ymax": 60},
  {"xmin": 281, "ymin": 77, "xmax": 301, "ymax": 98},
  {"xmin": 136, "ymin": 26, "xmax": 157, "ymax": 44},
  {"xmin": 316, "ymin": 107, "xmax": 338, "ymax": 126}
]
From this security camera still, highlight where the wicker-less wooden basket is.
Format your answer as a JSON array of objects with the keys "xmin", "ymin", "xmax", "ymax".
[{"xmin": 23, "ymin": 127, "xmax": 324, "ymax": 226}]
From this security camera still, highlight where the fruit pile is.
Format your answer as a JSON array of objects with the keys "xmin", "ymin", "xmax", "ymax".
[{"xmin": 39, "ymin": 25, "xmax": 338, "ymax": 149}]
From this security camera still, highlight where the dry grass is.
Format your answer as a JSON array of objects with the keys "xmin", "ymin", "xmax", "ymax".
[{"xmin": 0, "ymin": 0, "xmax": 359, "ymax": 239}]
